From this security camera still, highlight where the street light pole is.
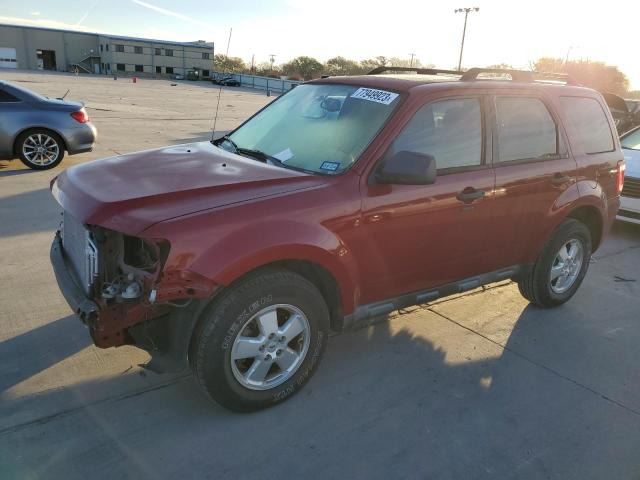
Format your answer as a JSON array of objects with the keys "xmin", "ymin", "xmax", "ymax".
[
  {"xmin": 409, "ymin": 53, "xmax": 416, "ymax": 68},
  {"xmin": 454, "ymin": 7, "xmax": 479, "ymax": 71},
  {"xmin": 564, "ymin": 46, "xmax": 578, "ymax": 66},
  {"xmin": 269, "ymin": 54, "xmax": 276, "ymax": 74}
]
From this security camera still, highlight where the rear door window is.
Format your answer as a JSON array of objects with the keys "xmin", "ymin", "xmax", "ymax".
[
  {"xmin": 560, "ymin": 96, "xmax": 614, "ymax": 154},
  {"xmin": 390, "ymin": 98, "xmax": 483, "ymax": 170},
  {"xmin": 495, "ymin": 97, "xmax": 558, "ymax": 162}
]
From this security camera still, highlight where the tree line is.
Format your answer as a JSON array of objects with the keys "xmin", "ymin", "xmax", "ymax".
[
  {"xmin": 214, "ymin": 55, "xmax": 433, "ymax": 81},
  {"xmin": 214, "ymin": 54, "xmax": 639, "ymax": 98}
]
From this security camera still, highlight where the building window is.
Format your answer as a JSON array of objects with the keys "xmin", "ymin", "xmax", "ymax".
[
  {"xmin": 116, "ymin": 63, "xmax": 125, "ymax": 71},
  {"xmin": 135, "ymin": 65, "xmax": 144, "ymax": 72},
  {"xmin": 106, "ymin": 44, "xmax": 109, "ymax": 51},
  {"xmin": 166, "ymin": 67, "xmax": 174, "ymax": 74},
  {"xmin": 155, "ymin": 48, "xmax": 161, "ymax": 55},
  {"xmin": 156, "ymin": 66, "xmax": 161, "ymax": 74},
  {"xmin": 134, "ymin": 46, "xmax": 143, "ymax": 54},
  {"xmin": 202, "ymin": 52, "xmax": 210, "ymax": 60},
  {"xmin": 100, "ymin": 45, "xmax": 103, "ymax": 52},
  {"xmin": 165, "ymin": 49, "xmax": 173, "ymax": 57},
  {"xmin": 115, "ymin": 44, "xmax": 124, "ymax": 52},
  {"xmin": 202, "ymin": 69, "xmax": 210, "ymax": 77}
]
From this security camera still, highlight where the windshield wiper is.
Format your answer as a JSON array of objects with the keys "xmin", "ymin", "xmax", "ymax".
[
  {"xmin": 215, "ymin": 135, "xmax": 297, "ymax": 171},
  {"xmin": 236, "ymin": 147, "xmax": 287, "ymax": 167}
]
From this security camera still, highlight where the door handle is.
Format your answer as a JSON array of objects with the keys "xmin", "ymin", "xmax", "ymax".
[
  {"xmin": 456, "ymin": 188, "xmax": 485, "ymax": 203},
  {"xmin": 551, "ymin": 173, "xmax": 571, "ymax": 186}
]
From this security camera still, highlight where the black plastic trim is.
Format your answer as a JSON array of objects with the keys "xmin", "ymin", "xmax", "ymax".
[{"xmin": 617, "ymin": 209, "xmax": 640, "ymax": 220}]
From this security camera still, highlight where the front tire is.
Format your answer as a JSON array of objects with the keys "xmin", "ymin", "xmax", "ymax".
[
  {"xmin": 518, "ymin": 218, "xmax": 592, "ymax": 308},
  {"xmin": 190, "ymin": 269, "xmax": 330, "ymax": 412},
  {"xmin": 16, "ymin": 129, "xmax": 65, "ymax": 170}
]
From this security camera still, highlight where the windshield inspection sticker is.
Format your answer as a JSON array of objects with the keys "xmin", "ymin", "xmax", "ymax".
[
  {"xmin": 320, "ymin": 161, "xmax": 340, "ymax": 171},
  {"xmin": 273, "ymin": 148, "xmax": 294, "ymax": 162},
  {"xmin": 350, "ymin": 87, "xmax": 399, "ymax": 105}
]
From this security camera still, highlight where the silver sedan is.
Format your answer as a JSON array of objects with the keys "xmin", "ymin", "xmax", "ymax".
[{"xmin": 0, "ymin": 80, "xmax": 97, "ymax": 170}]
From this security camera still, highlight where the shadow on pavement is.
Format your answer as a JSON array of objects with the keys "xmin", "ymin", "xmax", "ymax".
[
  {"xmin": 0, "ymin": 188, "xmax": 59, "ymax": 238},
  {"xmin": 0, "ymin": 315, "xmax": 91, "ymax": 396},
  {"xmin": 0, "ymin": 164, "xmax": 36, "ymax": 177},
  {"xmin": 1, "ymin": 301, "xmax": 638, "ymax": 479}
]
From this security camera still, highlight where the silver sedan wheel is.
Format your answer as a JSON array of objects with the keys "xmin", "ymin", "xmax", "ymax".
[
  {"xmin": 230, "ymin": 304, "xmax": 311, "ymax": 391},
  {"xmin": 550, "ymin": 238, "xmax": 584, "ymax": 294},
  {"xmin": 22, "ymin": 133, "xmax": 60, "ymax": 166}
]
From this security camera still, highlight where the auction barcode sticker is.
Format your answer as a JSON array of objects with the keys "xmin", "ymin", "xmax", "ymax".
[{"xmin": 350, "ymin": 88, "xmax": 399, "ymax": 105}]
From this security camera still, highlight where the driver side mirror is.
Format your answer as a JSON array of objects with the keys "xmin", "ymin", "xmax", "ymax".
[{"xmin": 374, "ymin": 151, "xmax": 437, "ymax": 185}]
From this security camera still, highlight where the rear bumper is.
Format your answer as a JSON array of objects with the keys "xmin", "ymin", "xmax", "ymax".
[
  {"xmin": 65, "ymin": 123, "xmax": 97, "ymax": 155},
  {"xmin": 50, "ymin": 231, "xmax": 99, "ymax": 322},
  {"xmin": 617, "ymin": 196, "xmax": 640, "ymax": 225}
]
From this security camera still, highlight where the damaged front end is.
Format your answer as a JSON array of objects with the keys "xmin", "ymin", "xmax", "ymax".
[{"xmin": 50, "ymin": 211, "xmax": 216, "ymax": 359}]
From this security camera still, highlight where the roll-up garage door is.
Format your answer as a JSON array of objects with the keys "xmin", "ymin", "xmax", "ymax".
[{"xmin": 0, "ymin": 47, "xmax": 18, "ymax": 69}]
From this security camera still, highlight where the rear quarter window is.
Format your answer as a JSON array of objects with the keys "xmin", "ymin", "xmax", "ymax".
[
  {"xmin": 560, "ymin": 96, "xmax": 614, "ymax": 154},
  {"xmin": 0, "ymin": 89, "xmax": 20, "ymax": 103}
]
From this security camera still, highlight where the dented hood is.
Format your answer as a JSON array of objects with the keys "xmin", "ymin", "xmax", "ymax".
[{"xmin": 52, "ymin": 142, "xmax": 322, "ymax": 235}]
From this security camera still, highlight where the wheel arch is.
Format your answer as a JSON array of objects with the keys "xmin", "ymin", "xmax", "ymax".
[
  {"xmin": 13, "ymin": 126, "xmax": 68, "ymax": 155},
  {"xmin": 206, "ymin": 244, "xmax": 357, "ymax": 323},
  {"xmin": 567, "ymin": 204, "xmax": 604, "ymax": 251},
  {"xmin": 181, "ymin": 258, "xmax": 344, "ymax": 376}
]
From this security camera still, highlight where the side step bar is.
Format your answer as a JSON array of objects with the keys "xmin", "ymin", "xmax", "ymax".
[{"xmin": 340, "ymin": 265, "xmax": 525, "ymax": 331}]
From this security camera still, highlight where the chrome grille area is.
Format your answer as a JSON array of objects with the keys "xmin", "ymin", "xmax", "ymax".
[
  {"xmin": 622, "ymin": 177, "xmax": 640, "ymax": 199},
  {"xmin": 61, "ymin": 211, "xmax": 99, "ymax": 295}
]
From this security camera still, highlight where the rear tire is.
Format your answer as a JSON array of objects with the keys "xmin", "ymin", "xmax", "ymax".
[
  {"xmin": 190, "ymin": 269, "xmax": 330, "ymax": 412},
  {"xmin": 518, "ymin": 218, "xmax": 592, "ymax": 308},
  {"xmin": 16, "ymin": 129, "xmax": 65, "ymax": 170}
]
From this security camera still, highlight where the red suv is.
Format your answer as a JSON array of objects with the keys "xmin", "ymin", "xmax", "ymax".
[{"xmin": 50, "ymin": 68, "xmax": 624, "ymax": 411}]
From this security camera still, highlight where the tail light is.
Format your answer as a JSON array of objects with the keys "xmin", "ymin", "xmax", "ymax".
[
  {"xmin": 70, "ymin": 109, "xmax": 89, "ymax": 123},
  {"xmin": 616, "ymin": 160, "xmax": 626, "ymax": 195}
]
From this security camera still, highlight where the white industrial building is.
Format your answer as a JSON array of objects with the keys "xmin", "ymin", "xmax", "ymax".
[{"xmin": 0, "ymin": 23, "xmax": 214, "ymax": 77}]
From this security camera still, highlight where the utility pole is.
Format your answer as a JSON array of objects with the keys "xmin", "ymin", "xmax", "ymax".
[
  {"xmin": 454, "ymin": 7, "xmax": 479, "ymax": 71},
  {"xmin": 251, "ymin": 54, "xmax": 255, "ymax": 74},
  {"xmin": 269, "ymin": 54, "xmax": 276, "ymax": 74},
  {"xmin": 409, "ymin": 53, "xmax": 416, "ymax": 68}
]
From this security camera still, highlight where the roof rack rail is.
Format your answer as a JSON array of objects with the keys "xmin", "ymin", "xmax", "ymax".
[
  {"xmin": 461, "ymin": 68, "xmax": 534, "ymax": 82},
  {"xmin": 367, "ymin": 66, "xmax": 463, "ymax": 76},
  {"xmin": 534, "ymin": 71, "xmax": 578, "ymax": 85},
  {"xmin": 460, "ymin": 67, "xmax": 578, "ymax": 85}
]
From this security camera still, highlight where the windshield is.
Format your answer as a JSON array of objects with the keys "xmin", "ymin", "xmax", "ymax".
[
  {"xmin": 621, "ymin": 127, "xmax": 640, "ymax": 150},
  {"xmin": 222, "ymin": 83, "xmax": 401, "ymax": 174}
]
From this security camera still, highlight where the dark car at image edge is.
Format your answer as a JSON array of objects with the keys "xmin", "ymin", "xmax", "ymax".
[{"xmin": 49, "ymin": 67, "xmax": 624, "ymax": 411}]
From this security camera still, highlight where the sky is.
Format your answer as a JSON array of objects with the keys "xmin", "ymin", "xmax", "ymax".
[{"xmin": 0, "ymin": 0, "xmax": 638, "ymax": 89}]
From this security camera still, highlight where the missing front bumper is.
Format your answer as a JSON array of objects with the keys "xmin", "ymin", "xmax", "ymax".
[{"xmin": 50, "ymin": 231, "xmax": 99, "ymax": 323}]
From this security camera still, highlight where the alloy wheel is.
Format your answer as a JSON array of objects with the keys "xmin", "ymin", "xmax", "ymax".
[
  {"xmin": 230, "ymin": 304, "xmax": 311, "ymax": 390},
  {"xmin": 22, "ymin": 133, "xmax": 60, "ymax": 166},
  {"xmin": 549, "ymin": 238, "xmax": 584, "ymax": 294}
]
